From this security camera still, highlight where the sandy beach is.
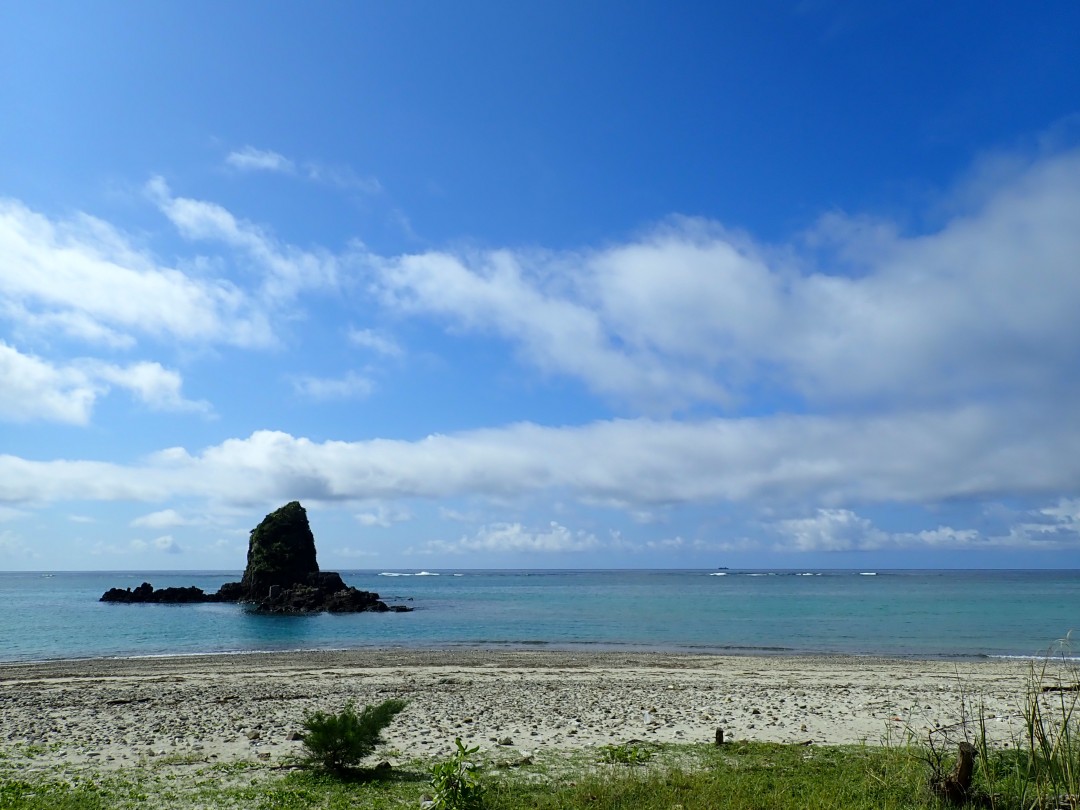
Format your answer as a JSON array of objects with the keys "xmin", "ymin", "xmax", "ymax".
[{"xmin": 0, "ymin": 650, "xmax": 1070, "ymax": 771}]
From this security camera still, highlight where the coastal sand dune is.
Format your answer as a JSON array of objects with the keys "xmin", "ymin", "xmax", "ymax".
[{"xmin": 0, "ymin": 650, "xmax": 1068, "ymax": 770}]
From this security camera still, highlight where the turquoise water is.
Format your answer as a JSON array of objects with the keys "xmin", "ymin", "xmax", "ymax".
[{"xmin": 1, "ymin": 569, "xmax": 1077, "ymax": 663}]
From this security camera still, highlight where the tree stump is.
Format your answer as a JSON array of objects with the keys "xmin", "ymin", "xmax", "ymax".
[{"xmin": 933, "ymin": 742, "xmax": 977, "ymax": 805}]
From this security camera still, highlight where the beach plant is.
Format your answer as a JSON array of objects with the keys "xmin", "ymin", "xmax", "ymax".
[
  {"xmin": 1013, "ymin": 635, "xmax": 1080, "ymax": 809},
  {"xmin": 597, "ymin": 742, "xmax": 653, "ymax": 765},
  {"xmin": 915, "ymin": 632, "xmax": 1080, "ymax": 809},
  {"xmin": 428, "ymin": 737, "xmax": 485, "ymax": 810},
  {"xmin": 299, "ymin": 698, "xmax": 407, "ymax": 775}
]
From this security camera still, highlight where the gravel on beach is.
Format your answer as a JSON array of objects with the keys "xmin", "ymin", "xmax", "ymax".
[{"xmin": 0, "ymin": 649, "xmax": 1064, "ymax": 771}]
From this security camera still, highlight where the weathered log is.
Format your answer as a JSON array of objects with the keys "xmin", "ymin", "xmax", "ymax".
[{"xmin": 932, "ymin": 741, "xmax": 978, "ymax": 805}]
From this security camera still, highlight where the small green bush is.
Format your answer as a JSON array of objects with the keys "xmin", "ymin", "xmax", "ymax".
[
  {"xmin": 428, "ymin": 737, "xmax": 484, "ymax": 809},
  {"xmin": 300, "ymin": 698, "xmax": 406, "ymax": 774},
  {"xmin": 597, "ymin": 742, "xmax": 653, "ymax": 764}
]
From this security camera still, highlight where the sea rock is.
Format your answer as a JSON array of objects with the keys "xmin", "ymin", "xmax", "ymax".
[
  {"xmin": 100, "ymin": 501, "xmax": 412, "ymax": 614},
  {"xmin": 100, "ymin": 583, "xmax": 215, "ymax": 604},
  {"xmin": 238, "ymin": 501, "xmax": 320, "ymax": 601}
]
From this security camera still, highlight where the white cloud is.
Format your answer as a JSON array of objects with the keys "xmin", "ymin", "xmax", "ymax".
[
  {"xmin": 226, "ymin": 146, "xmax": 295, "ymax": 174},
  {"xmin": 371, "ymin": 247, "xmax": 726, "ymax": 410},
  {"xmin": 423, "ymin": 521, "xmax": 601, "ymax": 554},
  {"xmin": 0, "ymin": 394, "xmax": 1077, "ymax": 510},
  {"xmin": 224, "ymin": 146, "xmax": 381, "ymax": 193},
  {"xmin": 130, "ymin": 508, "xmax": 189, "ymax": 529},
  {"xmin": 290, "ymin": 371, "xmax": 374, "ymax": 401},
  {"xmin": 301, "ymin": 162, "xmax": 382, "ymax": 194},
  {"xmin": 355, "ymin": 504, "xmax": 411, "ymax": 527},
  {"xmin": 147, "ymin": 176, "xmax": 337, "ymax": 302},
  {"xmin": 153, "ymin": 535, "xmax": 183, "ymax": 554},
  {"xmin": 95, "ymin": 535, "xmax": 183, "ymax": 556},
  {"xmin": 769, "ymin": 505, "xmax": 1080, "ymax": 552},
  {"xmin": 347, "ymin": 327, "xmax": 403, "ymax": 358},
  {"xmin": 774, "ymin": 509, "xmax": 888, "ymax": 551},
  {"xmin": 334, "ymin": 546, "xmax": 380, "ymax": 558},
  {"xmin": 0, "ymin": 341, "xmax": 100, "ymax": 423},
  {"xmin": 91, "ymin": 361, "xmax": 211, "ymax": 414},
  {"xmin": 0, "ymin": 198, "xmax": 272, "ymax": 348},
  {"xmin": 369, "ymin": 148, "xmax": 1080, "ymax": 412},
  {"xmin": 0, "ymin": 342, "xmax": 208, "ymax": 424}
]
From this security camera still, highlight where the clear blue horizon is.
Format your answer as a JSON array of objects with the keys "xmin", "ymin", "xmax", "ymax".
[{"xmin": 2, "ymin": 2, "xmax": 1080, "ymax": 571}]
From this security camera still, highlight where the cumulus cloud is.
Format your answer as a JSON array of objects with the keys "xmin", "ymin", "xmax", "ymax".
[
  {"xmin": 370, "ymin": 247, "xmax": 728, "ymax": 410},
  {"xmin": 773, "ymin": 509, "xmax": 889, "ymax": 551},
  {"xmin": 0, "ymin": 395, "xmax": 1078, "ymax": 509},
  {"xmin": 0, "ymin": 198, "xmax": 271, "ymax": 348},
  {"xmin": 0, "ymin": 342, "xmax": 207, "ymax": 423},
  {"xmin": 769, "ymin": 505, "xmax": 1080, "ymax": 552},
  {"xmin": 369, "ymin": 148, "xmax": 1080, "ymax": 412}
]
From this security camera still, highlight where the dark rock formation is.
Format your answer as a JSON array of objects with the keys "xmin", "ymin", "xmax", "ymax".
[
  {"xmin": 100, "ymin": 501, "xmax": 412, "ymax": 614},
  {"xmin": 239, "ymin": 500, "xmax": 320, "ymax": 600},
  {"xmin": 100, "ymin": 583, "xmax": 220, "ymax": 604}
]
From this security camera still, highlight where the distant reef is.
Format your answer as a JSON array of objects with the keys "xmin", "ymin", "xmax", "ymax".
[{"xmin": 100, "ymin": 501, "xmax": 412, "ymax": 614}]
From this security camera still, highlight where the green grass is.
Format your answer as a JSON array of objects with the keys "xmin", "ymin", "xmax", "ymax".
[{"xmin": 0, "ymin": 741, "xmax": 940, "ymax": 810}]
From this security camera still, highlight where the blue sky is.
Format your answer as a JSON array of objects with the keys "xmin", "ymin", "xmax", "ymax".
[{"xmin": 2, "ymin": 1, "xmax": 1080, "ymax": 571}]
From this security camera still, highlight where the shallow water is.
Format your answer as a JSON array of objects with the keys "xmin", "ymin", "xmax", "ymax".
[{"xmin": 1, "ymin": 569, "xmax": 1077, "ymax": 662}]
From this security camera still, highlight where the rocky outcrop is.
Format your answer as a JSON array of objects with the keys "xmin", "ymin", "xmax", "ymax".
[
  {"xmin": 99, "ymin": 583, "xmax": 221, "ymax": 604},
  {"xmin": 239, "ymin": 500, "xmax": 320, "ymax": 601},
  {"xmin": 100, "ymin": 501, "xmax": 412, "ymax": 614}
]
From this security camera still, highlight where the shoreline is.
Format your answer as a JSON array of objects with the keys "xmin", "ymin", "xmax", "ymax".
[
  {"xmin": 4, "ymin": 640, "xmax": 1075, "ymax": 669},
  {"xmin": 3, "ymin": 649, "xmax": 1073, "ymax": 773}
]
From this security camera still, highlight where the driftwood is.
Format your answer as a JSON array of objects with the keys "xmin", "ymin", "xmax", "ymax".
[{"xmin": 932, "ymin": 742, "xmax": 978, "ymax": 805}]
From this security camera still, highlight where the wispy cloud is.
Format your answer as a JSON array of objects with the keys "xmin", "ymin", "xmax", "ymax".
[
  {"xmin": 290, "ymin": 371, "xmax": 374, "ymax": 401},
  {"xmin": 355, "ymin": 503, "xmax": 411, "ymax": 527},
  {"xmin": 224, "ymin": 146, "xmax": 381, "ymax": 194},
  {"xmin": 93, "ymin": 535, "xmax": 184, "ymax": 556},
  {"xmin": 225, "ymin": 146, "xmax": 295, "ymax": 174},
  {"xmin": 420, "ymin": 521, "xmax": 601, "ymax": 554},
  {"xmin": 147, "ymin": 176, "xmax": 338, "ymax": 302},
  {"xmin": 347, "ymin": 327, "xmax": 403, "ymax": 358},
  {"xmin": 130, "ymin": 508, "xmax": 192, "ymax": 529}
]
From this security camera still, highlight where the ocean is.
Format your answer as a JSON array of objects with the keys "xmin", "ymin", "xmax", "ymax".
[{"xmin": 1, "ymin": 569, "xmax": 1077, "ymax": 663}]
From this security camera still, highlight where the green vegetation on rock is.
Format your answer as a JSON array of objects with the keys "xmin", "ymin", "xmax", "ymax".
[{"xmin": 240, "ymin": 501, "xmax": 320, "ymax": 598}]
